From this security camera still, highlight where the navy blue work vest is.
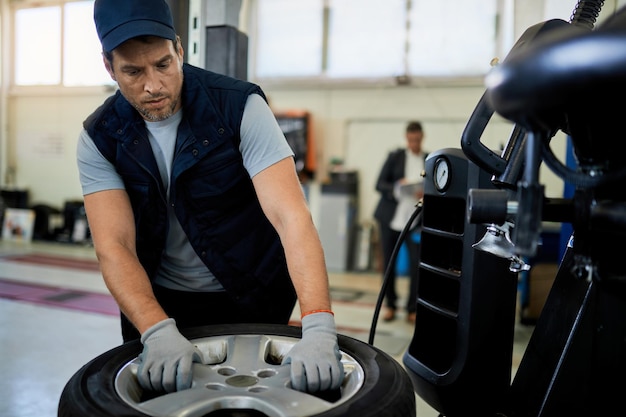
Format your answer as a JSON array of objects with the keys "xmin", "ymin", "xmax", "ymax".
[{"xmin": 83, "ymin": 64, "xmax": 295, "ymax": 311}]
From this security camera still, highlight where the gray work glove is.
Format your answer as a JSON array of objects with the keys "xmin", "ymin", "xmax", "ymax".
[
  {"xmin": 137, "ymin": 318, "xmax": 202, "ymax": 393},
  {"xmin": 282, "ymin": 312, "xmax": 344, "ymax": 392}
]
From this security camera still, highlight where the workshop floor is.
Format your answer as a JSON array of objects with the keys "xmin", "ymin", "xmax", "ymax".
[{"xmin": 0, "ymin": 239, "xmax": 533, "ymax": 417}]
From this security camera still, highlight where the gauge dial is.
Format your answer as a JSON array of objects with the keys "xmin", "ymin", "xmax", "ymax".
[{"xmin": 434, "ymin": 157, "xmax": 450, "ymax": 192}]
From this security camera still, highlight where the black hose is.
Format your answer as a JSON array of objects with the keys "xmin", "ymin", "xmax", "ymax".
[{"xmin": 368, "ymin": 203, "xmax": 423, "ymax": 346}]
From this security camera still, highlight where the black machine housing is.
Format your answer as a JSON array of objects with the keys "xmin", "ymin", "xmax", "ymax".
[{"xmin": 402, "ymin": 1, "xmax": 626, "ymax": 416}]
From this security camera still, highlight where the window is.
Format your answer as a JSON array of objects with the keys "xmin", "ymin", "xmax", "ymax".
[
  {"xmin": 13, "ymin": 0, "xmax": 112, "ymax": 87},
  {"xmin": 408, "ymin": 1, "xmax": 497, "ymax": 77},
  {"xmin": 254, "ymin": 0, "xmax": 499, "ymax": 81},
  {"xmin": 63, "ymin": 1, "xmax": 111, "ymax": 86},
  {"xmin": 326, "ymin": 0, "xmax": 407, "ymax": 78},
  {"xmin": 15, "ymin": 6, "xmax": 61, "ymax": 85},
  {"xmin": 10, "ymin": 0, "xmax": 599, "ymax": 86},
  {"xmin": 255, "ymin": 0, "xmax": 324, "ymax": 77}
]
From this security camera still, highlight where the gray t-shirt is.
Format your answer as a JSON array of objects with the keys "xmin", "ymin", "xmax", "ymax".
[{"xmin": 77, "ymin": 93, "xmax": 294, "ymax": 291}]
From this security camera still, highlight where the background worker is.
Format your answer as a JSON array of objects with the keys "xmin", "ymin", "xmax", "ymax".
[{"xmin": 373, "ymin": 121, "xmax": 428, "ymax": 323}]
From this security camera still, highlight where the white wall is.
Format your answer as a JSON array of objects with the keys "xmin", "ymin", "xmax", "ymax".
[{"xmin": 5, "ymin": 91, "xmax": 111, "ymax": 207}]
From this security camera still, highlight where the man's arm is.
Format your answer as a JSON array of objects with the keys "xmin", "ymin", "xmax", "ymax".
[
  {"xmin": 85, "ymin": 189, "xmax": 202, "ymax": 392},
  {"xmin": 251, "ymin": 157, "xmax": 332, "ymax": 315},
  {"xmin": 253, "ymin": 157, "xmax": 343, "ymax": 392},
  {"xmin": 83, "ymin": 189, "xmax": 168, "ymax": 334}
]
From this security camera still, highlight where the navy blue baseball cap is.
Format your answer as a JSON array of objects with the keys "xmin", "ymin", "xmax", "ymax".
[{"xmin": 94, "ymin": 0, "xmax": 177, "ymax": 52}]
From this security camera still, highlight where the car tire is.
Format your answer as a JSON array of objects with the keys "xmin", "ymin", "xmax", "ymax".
[{"xmin": 58, "ymin": 323, "xmax": 415, "ymax": 417}]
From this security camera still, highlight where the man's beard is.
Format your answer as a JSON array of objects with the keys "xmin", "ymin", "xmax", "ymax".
[{"xmin": 132, "ymin": 95, "xmax": 180, "ymax": 122}]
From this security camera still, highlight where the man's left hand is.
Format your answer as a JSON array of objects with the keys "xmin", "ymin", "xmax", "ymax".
[{"xmin": 282, "ymin": 312, "xmax": 344, "ymax": 392}]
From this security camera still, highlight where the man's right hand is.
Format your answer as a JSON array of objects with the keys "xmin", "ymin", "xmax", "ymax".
[{"xmin": 137, "ymin": 318, "xmax": 202, "ymax": 392}]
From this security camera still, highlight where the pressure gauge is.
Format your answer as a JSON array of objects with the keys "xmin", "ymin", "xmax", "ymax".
[{"xmin": 434, "ymin": 157, "xmax": 450, "ymax": 192}]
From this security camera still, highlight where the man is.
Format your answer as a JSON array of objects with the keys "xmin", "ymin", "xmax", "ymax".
[
  {"xmin": 77, "ymin": 0, "xmax": 343, "ymax": 394},
  {"xmin": 373, "ymin": 121, "xmax": 427, "ymax": 323}
]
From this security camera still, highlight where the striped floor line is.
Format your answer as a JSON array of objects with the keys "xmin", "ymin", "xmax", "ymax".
[
  {"xmin": 0, "ymin": 278, "xmax": 118, "ymax": 316},
  {"xmin": 0, "ymin": 253, "xmax": 100, "ymax": 271}
]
